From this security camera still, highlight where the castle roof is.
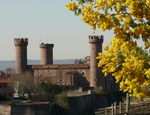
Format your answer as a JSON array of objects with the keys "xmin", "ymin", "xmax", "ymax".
[
  {"xmin": 28, "ymin": 64, "xmax": 90, "ymax": 69},
  {"xmin": 0, "ymin": 74, "xmax": 12, "ymax": 83}
]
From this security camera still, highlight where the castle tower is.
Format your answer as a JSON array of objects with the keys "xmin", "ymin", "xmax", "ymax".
[
  {"xmin": 39, "ymin": 43, "xmax": 54, "ymax": 65},
  {"xmin": 89, "ymin": 35, "xmax": 103, "ymax": 88},
  {"xmin": 14, "ymin": 38, "xmax": 28, "ymax": 73}
]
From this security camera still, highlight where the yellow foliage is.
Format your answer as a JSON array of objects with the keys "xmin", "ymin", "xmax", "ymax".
[{"xmin": 66, "ymin": 0, "xmax": 150, "ymax": 99}]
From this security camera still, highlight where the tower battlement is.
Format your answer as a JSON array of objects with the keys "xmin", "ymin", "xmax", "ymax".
[
  {"xmin": 14, "ymin": 38, "xmax": 28, "ymax": 46},
  {"xmin": 14, "ymin": 38, "xmax": 28, "ymax": 73},
  {"xmin": 40, "ymin": 43, "xmax": 54, "ymax": 48},
  {"xmin": 89, "ymin": 35, "xmax": 103, "ymax": 43}
]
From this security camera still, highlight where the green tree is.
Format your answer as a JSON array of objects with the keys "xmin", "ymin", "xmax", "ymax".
[{"xmin": 40, "ymin": 81, "xmax": 64, "ymax": 102}]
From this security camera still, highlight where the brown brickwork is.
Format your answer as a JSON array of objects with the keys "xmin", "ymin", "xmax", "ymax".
[
  {"xmin": 40, "ymin": 43, "xmax": 54, "ymax": 65},
  {"xmin": 28, "ymin": 64, "xmax": 90, "ymax": 88},
  {"xmin": 14, "ymin": 38, "xmax": 28, "ymax": 73},
  {"xmin": 14, "ymin": 36, "xmax": 118, "ymax": 92},
  {"xmin": 89, "ymin": 35, "xmax": 104, "ymax": 88}
]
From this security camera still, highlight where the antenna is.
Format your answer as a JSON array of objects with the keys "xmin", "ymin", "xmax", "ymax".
[{"xmin": 92, "ymin": 31, "xmax": 95, "ymax": 34}]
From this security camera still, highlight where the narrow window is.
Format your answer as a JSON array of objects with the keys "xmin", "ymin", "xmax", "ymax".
[
  {"xmin": 32, "ymin": 73, "xmax": 34, "ymax": 76},
  {"xmin": 82, "ymin": 72, "xmax": 84, "ymax": 75},
  {"xmin": 39, "ymin": 73, "xmax": 42, "ymax": 77},
  {"xmin": 39, "ymin": 78, "xmax": 42, "ymax": 82},
  {"xmin": 94, "ymin": 79, "xmax": 97, "ymax": 82}
]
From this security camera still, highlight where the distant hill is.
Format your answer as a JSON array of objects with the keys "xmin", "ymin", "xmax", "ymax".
[{"xmin": 0, "ymin": 59, "xmax": 75, "ymax": 71}]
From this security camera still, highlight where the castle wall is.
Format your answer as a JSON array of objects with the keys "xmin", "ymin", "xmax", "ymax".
[
  {"xmin": 28, "ymin": 64, "xmax": 90, "ymax": 88},
  {"xmin": 14, "ymin": 35, "xmax": 119, "ymax": 92}
]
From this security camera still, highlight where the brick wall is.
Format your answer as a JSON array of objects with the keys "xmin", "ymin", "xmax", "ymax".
[{"xmin": 31, "ymin": 64, "xmax": 90, "ymax": 88}]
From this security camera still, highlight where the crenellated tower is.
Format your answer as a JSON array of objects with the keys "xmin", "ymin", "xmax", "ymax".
[
  {"xmin": 14, "ymin": 38, "xmax": 28, "ymax": 73},
  {"xmin": 89, "ymin": 35, "xmax": 104, "ymax": 88},
  {"xmin": 39, "ymin": 43, "xmax": 54, "ymax": 65}
]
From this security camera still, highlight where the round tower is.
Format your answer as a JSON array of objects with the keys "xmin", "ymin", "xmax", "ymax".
[
  {"xmin": 89, "ymin": 35, "xmax": 103, "ymax": 88},
  {"xmin": 14, "ymin": 38, "xmax": 28, "ymax": 73},
  {"xmin": 39, "ymin": 43, "xmax": 54, "ymax": 65}
]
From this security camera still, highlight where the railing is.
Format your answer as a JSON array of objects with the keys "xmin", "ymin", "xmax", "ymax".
[{"xmin": 95, "ymin": 93, "xmax": 130, "ymax": 115}]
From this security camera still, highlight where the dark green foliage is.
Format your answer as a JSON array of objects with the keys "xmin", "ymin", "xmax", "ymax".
[
  {"xmin": 104, "ymin": 91, "xmax": 126, "ymax": 105},
  {"xmin": 40, "ymin": 82, "xmax": 61, "ymax": 94},
  {"xmin": 0, "ymin": 71, "xmax": 4, "ymax": 74},
  {"xmin": 0, "ymin": 94, "xmax": 7, "ymax": 101},
  {"xmin": 32, "ymin": 81, "xmax": 72, "ymax": 102},
  {"xmin": 40, "ymin": 81, "xmax": 68, "ymax": 102}
]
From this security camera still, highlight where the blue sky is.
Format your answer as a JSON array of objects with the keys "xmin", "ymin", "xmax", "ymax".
[{"xmin": 0, "ymin": 0, "xmax": 114, "ymax": 61}]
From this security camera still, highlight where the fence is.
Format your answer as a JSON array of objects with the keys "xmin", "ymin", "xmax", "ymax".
[{"xmin": 95, "ymin": 93, "xmax": 130, "ymax": 115}]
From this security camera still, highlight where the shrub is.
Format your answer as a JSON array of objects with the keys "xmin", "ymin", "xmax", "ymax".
[
  {"xmin": 26, "ymin": 99, "xmax": 33, "ymax": 103},
  {"xmin": 0, "ymin": 94, "xmax": 6, "ymax": 101},
  {"xmin": 93, "ymin": 86, "xmax": 106, "ymax": 95},
  {"xmin": 7, "ymin": 102, "xmax": 15, "ymax": 106},
  {"xmin": 54, "ymin": 94, "xmax": 69, "ymax": 109}
]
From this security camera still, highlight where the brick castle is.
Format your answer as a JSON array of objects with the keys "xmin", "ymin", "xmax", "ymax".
[{"xmin": 14, "ymin": 35, "xmax": 118, "ymax": 92}]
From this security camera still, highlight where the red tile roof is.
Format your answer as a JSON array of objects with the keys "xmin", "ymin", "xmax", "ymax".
[
  {"xmin": 0, "ymin": 79, "xmax": 11, "ymax": 83},
  {"xmin": 0, "ymin": 74, "xmax": 12, "ymax": 83},
  {"xmin": 0, "ymin": 74, "xmax": 10, "ymax": 79}
]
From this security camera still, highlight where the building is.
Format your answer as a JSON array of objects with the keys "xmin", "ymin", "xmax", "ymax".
[
  {"xmin": 14, "ymin": 35, "xmax": 118, "ymax": 92},
  {"xmin": 0, "ymin": 74, "xmax": 14, "ymax": 99}
]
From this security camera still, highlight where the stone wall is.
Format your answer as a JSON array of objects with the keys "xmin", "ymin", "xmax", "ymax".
[
  {"xmin": 52, "ymin": 93, "xmax": 95, "ymax": 115},
  {"xmin": 11, "ymin": 103, "xmax": 51, "ymax": 115},
  {"xmin": 0, "ymin": 105, "xmax": 11, "ymax": 115},
  {"xmin": 0, "ymin": 103, "xmax": 51, "ymax": 115},
  {"xmin": 69, "ymin": 94, "xmax": 95, "ymax": 115}
]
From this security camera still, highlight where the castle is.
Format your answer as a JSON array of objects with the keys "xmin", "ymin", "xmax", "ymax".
[{"xmin": 14, "ymin": 35, "xmax": 118, "ymax": 92}]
